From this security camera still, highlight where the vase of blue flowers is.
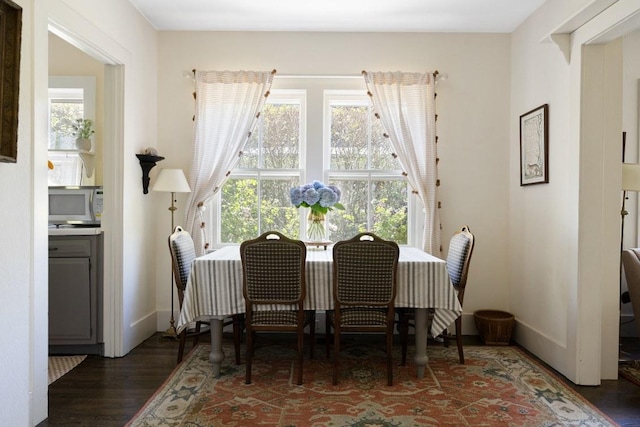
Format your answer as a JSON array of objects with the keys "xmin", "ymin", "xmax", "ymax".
[{"xmin": 290, "ymin": 180, "xmax": 344, "ymax": 242}]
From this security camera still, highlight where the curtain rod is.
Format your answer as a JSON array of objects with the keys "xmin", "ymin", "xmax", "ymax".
[
  {"xmin": 275, "ymin": 74, "xmax": 362, "ymax": 79},
  {"xmin": 187, "ymin": 69, "xmax": 447, "ymax": 82},
  {"xmin": 275, "ymin": 71, "xmax": 446, "ymax": 81}
]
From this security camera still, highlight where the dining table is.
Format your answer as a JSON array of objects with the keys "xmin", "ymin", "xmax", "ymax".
[{"xmin": 177, "ymin": 244, "xmax": 461, "ymax": 379}]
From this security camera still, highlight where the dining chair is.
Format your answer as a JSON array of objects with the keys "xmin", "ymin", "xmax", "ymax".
[
  {"xmin": 621, "ymin": 248, "xmax": 640, "ymax": 339},
  {"xmin": 169, "ymin": 226, "xmax": 243, "ymax": 364},
  {"xmin": 326, "ymin": 232, "xmax": 399, "ymax": 386},
  {"xmin": 398, "ymin": 225, "xmax": 475, "ymax": 365},
  {"xmin": 240, "ymin": 231, "xmax": 315, "ymax": 385}
]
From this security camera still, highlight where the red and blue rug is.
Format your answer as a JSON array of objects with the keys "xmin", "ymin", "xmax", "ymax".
[{"xmin": 127, "ymin": 343, "xmax": 617, "ymax": 426}]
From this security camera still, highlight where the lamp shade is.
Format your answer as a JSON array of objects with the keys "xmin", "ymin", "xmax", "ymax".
[
  {"xmin": 623, "ymin": 163, "xmax": 640, "ymax": 192},
  {"xmin": 152, "ymin": 168, "xmax": 191, "ymax": 193}
]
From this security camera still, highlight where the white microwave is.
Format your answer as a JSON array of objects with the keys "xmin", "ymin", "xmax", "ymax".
[{"xmin": 48, "ymin": 186, "xmax": 104, "ymax": 226}]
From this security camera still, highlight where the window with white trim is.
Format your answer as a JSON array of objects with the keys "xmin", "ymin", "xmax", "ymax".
[
  {"xmin": 212, "ymin": 83, "xmax": 411, "ymax": 247},
  {"xmin": 47, "ymin": 76, "xmax": 96, "ymax": 186},
  {"xmin": 217, "ymin": 90, "xmax": 305, "ymax": 243},
  {"xmin": 324, "ymin": 91, "xmax": 408, "ymax": 244}
]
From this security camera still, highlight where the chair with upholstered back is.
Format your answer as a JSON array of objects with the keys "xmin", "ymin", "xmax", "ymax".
[
  {"xmin": 169, "ymin": 226, "xmax": 243, "ymax": 364},
  {"xmin": 326, "ymin": 232, "xmax": 399, "ymax": 386},
  {"xmin": 240, "ymin": 231, "xmax": 315, "ymax": 385},
  {"xmin": 398, "ymin": 225, "xmax": 475, "ymax": 365}
]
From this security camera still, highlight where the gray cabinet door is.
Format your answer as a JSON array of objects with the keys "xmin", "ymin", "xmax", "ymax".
[{"xmin": 49, "ymin": 257, "xmax": 93, "ymax": 342}]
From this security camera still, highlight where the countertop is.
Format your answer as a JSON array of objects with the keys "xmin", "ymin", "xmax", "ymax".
[{"xmin": 48, "ymin": 226, "xmax": 103, "ymax": 236}]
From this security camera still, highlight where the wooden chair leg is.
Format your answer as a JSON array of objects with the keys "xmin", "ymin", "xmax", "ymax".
[
  {"xmin": 386, "ymin": 325, "xmax": 393, "ymax": 386},
  {"xmin": 177, "ymin": 329, "xmax": 187, "ymax": 364},
  {"xmin": 398, "ymin": 310, "xmax": 409, "ymax": 366},
  {"xmin": 193, "ymin": 321, "xmax": 202, "ymax": 347},
  {"xmin": 245, "ymin": 326, "xmax": 253, "ymax": 384},
  {"xmin": 455, "ymin": 316, "xmax": 464, "ymax": 364},
  {"xmin": 332, "ymin": 327, "xmax": 340, "ymax": 385},
  {"xmin": 325, "ymin": 314, "xmax": 331, "ymax": 359},
  {"xmin": 297, "ymin": 326, "xmax": 304, "ymax": 385},
  {"xmin": 233, "ymin": 315, "xmax": 242, "ymax": 365},
  {"xmin": 309, "ymin": 312, "xmax": 316, "ymax": 360}
]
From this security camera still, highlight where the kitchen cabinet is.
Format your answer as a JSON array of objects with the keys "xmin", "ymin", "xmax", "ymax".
[{"xmin": 49, "ymin": 232, "xmax": 103, "ymax": 354}]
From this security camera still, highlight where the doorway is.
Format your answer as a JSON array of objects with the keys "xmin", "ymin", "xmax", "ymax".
[{"xmin": 47, "ymin": 22, "xmax": 125, "ymax": 359}]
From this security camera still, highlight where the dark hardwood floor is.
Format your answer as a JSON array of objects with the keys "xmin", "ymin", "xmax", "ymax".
[{"xmin": 40, "ymin": 334, "xmax": 640, "ymax": 426}]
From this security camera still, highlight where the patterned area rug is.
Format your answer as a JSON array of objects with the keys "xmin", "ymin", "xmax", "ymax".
[
  {"xmin": 619, "ymin": 360, "xmax": 640, "ymax": 386},
  {"xmin": 48, "ymin": 355, "xmax": 87, "ymax": 385},
  {"xmin": 127, "ymin": 344, "xmax": 617, "ymax": 426}
]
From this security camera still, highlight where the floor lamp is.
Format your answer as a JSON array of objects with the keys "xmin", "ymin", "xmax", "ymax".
[{"xmin": 152, "ymin": 168, "xmax": 192, "ymax": 339}]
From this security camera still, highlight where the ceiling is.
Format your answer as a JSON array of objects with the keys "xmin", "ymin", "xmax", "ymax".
[{"xmin": 128, "ymin": 0, "xmax": 546, "ymax": 33}]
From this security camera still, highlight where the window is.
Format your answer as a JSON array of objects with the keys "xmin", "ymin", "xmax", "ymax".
[
  {"xmin": 212, "ymin": 83, "xmax": 411, "ymax": 247},
  {"xmin": 48, "ymin": 76, "xmax": 96, "ymax": 186},
  {"xmin": 325, "ymin": 91, "xmax": 408, "ymax": 244},
  {"xmin": 217, "ymin": 90, "xmax": 305, "ymax": 243}
]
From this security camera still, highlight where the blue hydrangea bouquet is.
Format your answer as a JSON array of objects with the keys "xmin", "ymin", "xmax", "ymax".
[{"xmin": 290, "ymin": 181, "xmax": 344, "ymax": 241}]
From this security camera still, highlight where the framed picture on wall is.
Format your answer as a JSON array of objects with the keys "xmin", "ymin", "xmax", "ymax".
[
  {"xmin": 520, "ymin": 103, "xmax": 549, "ymax": 186},
  {"xmin": 0, "ymin": 0, "xmax": 22, "ymax": 163}
]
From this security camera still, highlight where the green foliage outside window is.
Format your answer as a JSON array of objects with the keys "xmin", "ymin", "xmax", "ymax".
[
  {"xmin": 49, "ymin": 101, "xmax": 83, "ymax": 150},
  {"xmin": 219, "ymin": 94, "xmax": 408, "ymax": 245}
]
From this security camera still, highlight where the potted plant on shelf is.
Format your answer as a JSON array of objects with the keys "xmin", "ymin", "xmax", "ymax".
[{"xmin": 72, "ymin": 118, "xmax": 95, "ymax": 151}]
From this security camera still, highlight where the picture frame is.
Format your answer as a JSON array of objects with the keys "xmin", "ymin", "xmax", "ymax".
[
  {"xmin": 0, "ymin": 0, "xmax": 22, "ymax": 163},
  {"xmin": 520, "ymin": 103, "xmax": 549, "ymax": 186}
]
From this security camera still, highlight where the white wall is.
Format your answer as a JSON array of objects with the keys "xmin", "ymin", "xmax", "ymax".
[
  {"xmin": 155, "ymin": 31, "xmax": 513, "ymax": 333},
  {"xmin": 0, "ymin": 1, "xmax": 38, "ymax": 424},
  {"xmin": 510, "ymin": 1, "xmax": 577, "ymax": 378},
  {"xmin": 510, "ymin": 0, "xmax": 640, "ymax": 383},
  {"xmin": 0, "ymin": 0, "xmax": 159, "ymax": 424}
]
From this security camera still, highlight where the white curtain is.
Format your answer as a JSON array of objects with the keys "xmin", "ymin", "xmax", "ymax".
[
  {"xmin": 184, "ymin": 70, "xmax": 275, "ymax": 255},
  {"xmin": 363, "ymin": 71, "xmax": 441, "ymax": 254}
]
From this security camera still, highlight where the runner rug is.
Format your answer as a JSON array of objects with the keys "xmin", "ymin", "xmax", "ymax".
[
  {"xmin": 48, "ymin": 355, "xmax": 87, "ymax": 385},
  {"xmin": 127, "ymin": 344, "xmax": 617, "ymax": 426}
]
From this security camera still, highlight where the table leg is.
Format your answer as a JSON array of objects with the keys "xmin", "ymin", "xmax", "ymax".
[
  {"xmin": 209, "ymin": 318, "xmax": 225, "ymax": 377},
  {"xmin": 414, "ymin": 308, "xmax": 429, "ymax": 378}
]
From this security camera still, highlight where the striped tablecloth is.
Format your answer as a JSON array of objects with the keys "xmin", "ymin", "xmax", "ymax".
[{"xmin": 177, "ymin": 245, "xmax": 461, "ymax": 337}]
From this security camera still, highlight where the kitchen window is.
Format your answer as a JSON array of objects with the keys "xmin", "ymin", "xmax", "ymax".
[{"xmin": 48, "ymin": 76, "xmax": 96, "ymax": 186}]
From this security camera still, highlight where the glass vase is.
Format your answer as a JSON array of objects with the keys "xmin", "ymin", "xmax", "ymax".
[{"xmin": 307, "ymin": 210, "xmax": 326, "ymax": 242}]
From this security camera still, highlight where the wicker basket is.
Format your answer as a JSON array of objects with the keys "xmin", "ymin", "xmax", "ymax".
[{"xmin": 474, "ymin": 310, "xmax": 514, "ymax": 345}]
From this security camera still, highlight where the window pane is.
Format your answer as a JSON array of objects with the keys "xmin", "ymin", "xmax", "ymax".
[
  {"xmin": 327, "ymin": 179, "xmax": 369, "ymax": 242},
  {"xmin": 260, "ymin": 178, "xmax": 300, "ymax": 238},
  {"xmin": 238, "ymin": 103, "xmax": 300, "ymax": 169},
  {"xmin": 371, "ymin": 179, "xmax": 408, "ymax": 244},
  {"xmin": 49, "ymin": 100, "xmax": 83, "ymax": 150},
  {"xmin": 370, "ymin": 118, "xmax": 399, "ymax": 170},
  {"xmin": 330, "ymin": 105, "xmax": 368, "ymax": 170},
  {"xmin": 220, "ymin": 178, "xmax": 258, "ymax": 243},
  {"xmin": 240, "ymin": 131, "xmax": 259, "ymax": 168},
  {"xmin": 220, "ymin": 177, "xmax": 301, "ymax": 243},
  {"xmin": 327, "ymin": 178, "xmax": 407, "ymax": 243},
  {"xmin": 263, "ymin": 104, "xmax": 299, "ymax": 169}
]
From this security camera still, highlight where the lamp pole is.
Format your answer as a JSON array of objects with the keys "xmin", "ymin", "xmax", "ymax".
[
  {"xmin": 151, "ymin": 168, "xmax": 191, "ymax": 341},
  {"xmin": 163, "ymin": 191, "xmax": 179, "ymax": 339}
]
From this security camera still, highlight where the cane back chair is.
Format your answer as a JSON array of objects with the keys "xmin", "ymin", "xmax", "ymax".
[
  {"xmin": 326, "ymin": 232, "xmax": 399, "ymax": 386},
  {"xmin": 240, "ymin": 231, "xmax": 316, "ymax": 385}
]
